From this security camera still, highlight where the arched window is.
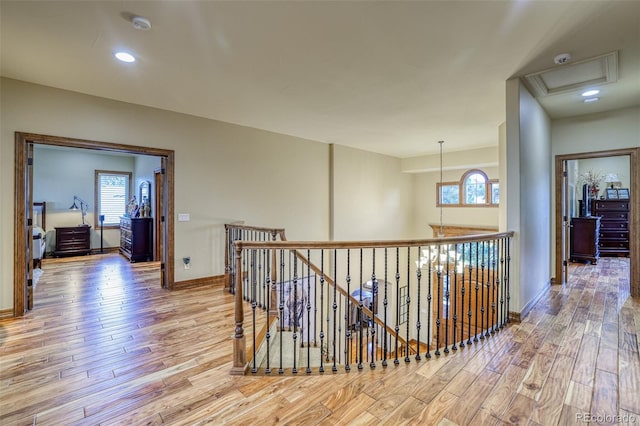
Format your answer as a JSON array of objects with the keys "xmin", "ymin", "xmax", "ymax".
[
  {"xmin": 437, "ymin": 169, "xmax": 498, "ymax": 207},
  {"xmin": 464, "ymin": 171, "xmax": 486, "ymax": 204}
]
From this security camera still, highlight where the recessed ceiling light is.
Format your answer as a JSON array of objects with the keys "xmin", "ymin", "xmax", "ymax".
[
  {"xmin": 581, "ymin": 89, "xmax": 600, "ymax": 97},
  {"xmin": 584, "ymin": 97, "xmax": 600, "ymax": 103},
  {"xmin": 114, "ymin": 51, "xmax": 136, "ymax": 63}
]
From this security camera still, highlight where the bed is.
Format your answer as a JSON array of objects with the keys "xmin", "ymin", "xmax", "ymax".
[{"xmin": 33, "ymin": 202, "xmax": 46, "ymax": 269}]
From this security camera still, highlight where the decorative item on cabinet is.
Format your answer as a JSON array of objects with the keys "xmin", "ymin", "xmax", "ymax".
[
  {"xmin": 570, "ymin": 217, "xmax": 600, "ymax": 264},
  {"xmin": 54, "ymin": 226, "xmax": 91, "ymax": 257},
  {"xmin": 592, "ymin": 199, "xmax": 630, "ymax": 257},
  {"xmin": 120, "ymin": 216, "xmax": 153, "ymax": 262}
]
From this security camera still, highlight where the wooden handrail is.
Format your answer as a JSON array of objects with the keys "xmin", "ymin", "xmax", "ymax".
[
  {"xmin": 235, "ymin": 232, "xmax": 514, "ymax": 251},
  {"xmin": 224, "ymin": 223, "xmax": 286, "ymax": 238}
]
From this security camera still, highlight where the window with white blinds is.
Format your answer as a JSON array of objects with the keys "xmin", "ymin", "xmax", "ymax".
[{"xmin": 95, "ymin": 171, "xmax": 131, "ymax": 226}]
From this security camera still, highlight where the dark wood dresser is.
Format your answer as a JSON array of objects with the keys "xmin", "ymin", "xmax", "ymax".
[
  {"xmin": 592, "ymin": 199, "xmax": 630, "ymax": 257},
  {"xmin": 570, "ymin": 217, "xmax": 600, "ymax": 264},
  {"xmin": 120, "ymin": 217, "xmax": 153, "ymax": 262},
  {"xmin": 54, "ymin": 226, "xmax": 91, "ymax": 257}
]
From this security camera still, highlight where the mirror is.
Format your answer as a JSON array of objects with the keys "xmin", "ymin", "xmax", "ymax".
[{"xmin": 139, "ymin": 181, "xmax": 151, "ymax": 218}]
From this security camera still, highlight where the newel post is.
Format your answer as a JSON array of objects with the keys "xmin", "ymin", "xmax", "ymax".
[{"xmin": 231, "ymin": 244, "xmax": 247, "ymax": 375}]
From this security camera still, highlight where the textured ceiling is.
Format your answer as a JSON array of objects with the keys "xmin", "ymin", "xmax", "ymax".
[{"xmin": 1, "ymin": 1, "xmax": 639, "ymax": 158}]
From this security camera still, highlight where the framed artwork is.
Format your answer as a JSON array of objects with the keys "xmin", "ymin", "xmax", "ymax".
[
  {"xmin": 606, "ymin": 188, "xmax": 618, "ymax": 199},
  {"xmin": 617, "ymin": 188, "xmax": 629, "ymax": 199}
]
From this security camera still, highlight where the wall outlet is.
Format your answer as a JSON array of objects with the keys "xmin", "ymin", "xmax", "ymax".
[
  {"xmin": 183, "ymin": 256, "xmax": 191, "ymax": 269},
  {"xmin": 178, "ymin": 213, "xmax": 190, "ymax": 222}
]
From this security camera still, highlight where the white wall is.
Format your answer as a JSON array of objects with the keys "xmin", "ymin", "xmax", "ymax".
[
  {"xmin": 506, "ymin": 79, "xmax": 552, "ymax": 315},
  {"xmin": 331, "ymin": 144, "xmax": 414, "ymax": 241},
  {"xmin": 552, "ymin": 107, "xmax": 640, "ymax": 155}
]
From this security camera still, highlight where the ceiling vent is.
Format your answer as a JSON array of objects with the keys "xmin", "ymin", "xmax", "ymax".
[{"xmin": 524, "ymin": 51, "xmax": 618, "ymax": 97}]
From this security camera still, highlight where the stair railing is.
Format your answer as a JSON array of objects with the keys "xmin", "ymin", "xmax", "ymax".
[
  {"xmin": 230, "ymin": 232, "xmax": 514, "ymax": 375},
  {"xmin": 225, "ymin": 224, "xmax": 414, "ymax": 358},
  {"xmin": 225, "ymin": 224, "xmax": 285, "ymax": 293}
]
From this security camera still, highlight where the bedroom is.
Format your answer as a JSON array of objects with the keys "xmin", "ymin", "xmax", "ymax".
[{"xmin": 30, "ymin": 145, "xmax": 161, "ymax": 292}]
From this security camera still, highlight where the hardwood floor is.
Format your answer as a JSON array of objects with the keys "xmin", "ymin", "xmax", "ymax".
[{"xmin": 1, "ymin": 254, "xmax": 638, "ymax": 425}]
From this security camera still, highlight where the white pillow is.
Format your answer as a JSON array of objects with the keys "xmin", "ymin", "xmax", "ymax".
[{"xmin": 33, "ymin": 226, "xmax": 45, "ymax": 237}]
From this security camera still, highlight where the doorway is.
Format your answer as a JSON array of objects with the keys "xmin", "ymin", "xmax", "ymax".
[
  {"xmin": 554, "ymin": 147, "xmax": 639, "ymax": 297},
  {"xmin": 14, "ymin": 132, "xmax": 175, "ymax": 316}
]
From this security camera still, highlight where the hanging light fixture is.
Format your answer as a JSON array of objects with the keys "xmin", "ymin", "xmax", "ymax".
[{"xmin": 438, "ymin": 140, "xmax": 445, "ymax": 238}]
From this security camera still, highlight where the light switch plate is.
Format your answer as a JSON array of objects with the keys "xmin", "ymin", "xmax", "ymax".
[{"xmin": 178, "ymin": 213, "xmax": 190, "ymax": 222}]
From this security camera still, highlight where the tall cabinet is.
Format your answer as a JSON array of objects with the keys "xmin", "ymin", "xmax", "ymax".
[
  {"xmin": 120, "ymin": 217, "xmax": 153, "ymax": 262},
  {"xmin": 592, "ymin": 199, "xmax": 630, "ymax": 257}
]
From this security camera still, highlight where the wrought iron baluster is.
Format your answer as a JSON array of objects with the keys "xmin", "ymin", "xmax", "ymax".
[
  {"xmin": 394, "ymin": 247, "xmax": 400, "ymax": 365},
  {"xmin": 500, "ymin": 237, "xmax": 506, "ymax": 328},
  {"xmin": 265, "ymin": 247, "xmax": 271, "ymax": 375},
  {"xmin": 358, "ymin": 248, "xmax": 363, "ymax": 370},
  {"xmin": 278, "ymin": 249, "xmax": 285, "ymax": 374},
  {"xmin": 426, "ymin": 245, "xmax": 432, "ymax": 358},
  {"xmin": 505, "ymin": 237, "xmax": 511, "ymax": 322},
  {"xmin": 435, "ymin": 243, "xmax": 442, "ymax": 356},
  {"xmin": 459, "ymin": 243, "xmax": 466, "ymax": 348},
  {"xmin": 467, "ymin": 244, "xmax": 474, "ymax": 346},
  {"xmin": 292, "ymin": 257, "xmax": 298, "ymax": 374},
  {"xmin": 370, "ymin": 248, "xmax": 377, "ymax": 369},
  {"xmin": 405, "ymin": 246, "xmax": 411, "ymax": 363},
  {"xmin": 319, "ymin": 250, "xmax": 325, "ymax": 373},
  {"xmin": 474, "ymin": 241, "xmax": 480, "ymax": 343},
  {"xmin": 305, "ymin": 250, "xmax": 312, "ymax": 374},
  {"xmin": 383, "ymin": 248, "xmax": 389, "ymax": 367},
  {"xmin": 451, "ymin": 243, "xmax": 458, "ymax": 352},
  {"xmin": 251, "ymin": 248, "xmax": 258, "ymax": 373},
  {"xmin": 444, "ymin": 244, "xmax": 450, "ymax": 354},
  {"xmin": 491, "ymin": 240, "xmax": 497, "ymax": 334},
  {"xmin": 332, "ymin": 249, "xmax": 338, "ymax": 372},
  {"xmin": 345, "ymin": 249, "xmax": 351, "ymax": 371},
  {"xmin": 480, "ymin": 240, "xmax": 486, "ymax": 340},
  {"xmin": 415, "ymin": 246, "xmax": 422, "ymax": 361}
]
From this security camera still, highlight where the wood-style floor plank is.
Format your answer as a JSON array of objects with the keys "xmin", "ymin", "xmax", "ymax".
[{"xmin": 0, "ymin": 254, "xmax": 638, "ymax": 424}]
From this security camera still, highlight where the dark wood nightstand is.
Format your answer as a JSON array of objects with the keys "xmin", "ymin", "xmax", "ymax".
[
  {"xmin": 570, "ymin": 217, "xmax": 600, "ymax": 264},
  {"xmin": 54, "ymin": 226, "xmax": 91, "ymax": 257}
]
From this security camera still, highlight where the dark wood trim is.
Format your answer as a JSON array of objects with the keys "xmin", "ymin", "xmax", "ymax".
[
  {"xmin": 14, "ymin": 134, "xmax": 27, "ymax": 316},
  {"xmin": 13, "ymin": 132, "xmax": 176, "ymax": 316},
  {"xmin": 164, "ymin": 153, "xmax": 175, "ymax": 290},
  {"xmin": 174, "ymin": 274, "xmax": 226, "ymax": 290},
  {"xmin": 509, "ymin": 311, "xmax": 522, "ymax": 323},
  {"xmin": 554, "ymin": 147, "xmax": 639, "ymax": 297},
  {"xmin": 0, "ymin": 308, "xmax": 13, "ymax": 320},
  {"xmin": 154, "ymin": 168, "xmax": 163, "ymax": 262}
]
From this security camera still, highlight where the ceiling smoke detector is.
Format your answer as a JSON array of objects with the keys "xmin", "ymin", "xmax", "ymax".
[
  {"xmin": 131, "ymin": 16, "xmax": 151, "ymax": 31},
  {"xmin": 554, "ymin": 53, "xmax": 571, "ymax": 65}
]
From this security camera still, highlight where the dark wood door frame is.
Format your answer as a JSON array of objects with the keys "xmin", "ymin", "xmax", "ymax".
[
  {"xmin": 14, "ymin": 132, "xmax": 176, "ymax": 316},
  {"xmin": 554, "ymin": 147, "xmax": 639, "ymax": 298},
  {"xmin": 154, "ymin": 168, "xmax": 164, "ymax": 262}
]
